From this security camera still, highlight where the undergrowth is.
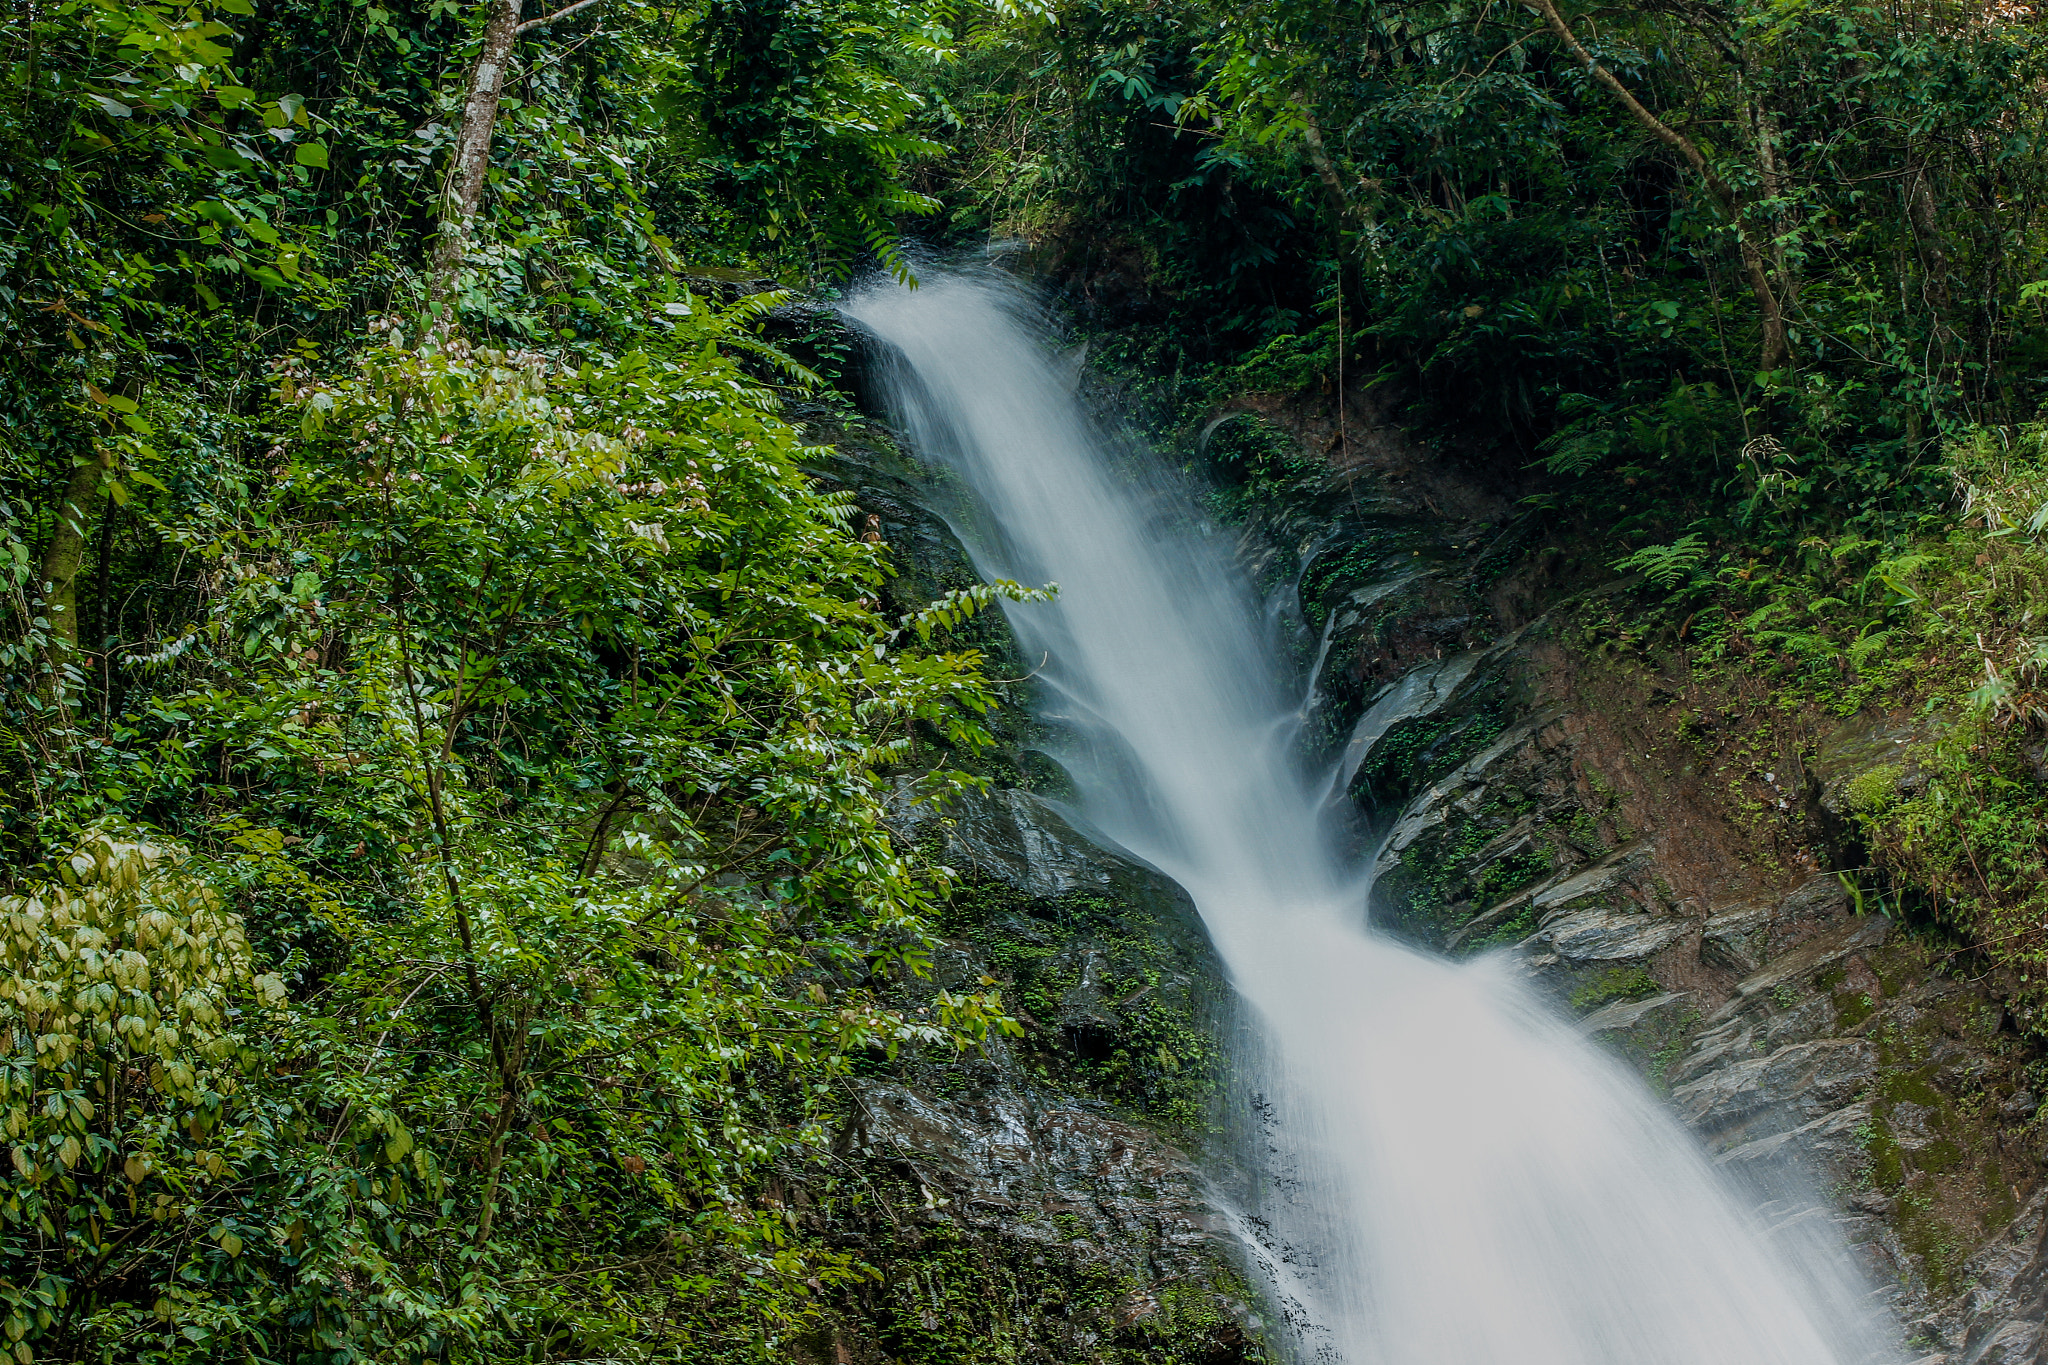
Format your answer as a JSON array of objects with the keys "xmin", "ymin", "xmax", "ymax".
[{"xmin": 1588, "ymin": 426, "xmax": 2048, "ymax": 1032}]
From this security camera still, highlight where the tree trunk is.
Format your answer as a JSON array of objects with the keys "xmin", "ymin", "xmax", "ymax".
[
  {"xmin": 1903, "ymin": 149, "xmax": 1954, "ymax": 355},
  {"xmin": 36, "ymin": 448, "xmax": 110, "ymax": 701},
  {"xmin": 1521, "ymin": 0, "xmax": 1789, "ymax": 372},
  {"xmin": 1748, "ymin": 92, "xmax": 1798, "ymax": 311},
  {"xmin": 431, "ymin": 0, "xmax": 524, "ymax": 300},
  {"xmin": 1299, "ymin": 110, "xmax": 1350, "ymax": 224},
  {"xmin": 429, "ymin": 0, "xmax": 604, "ymax": 301}
]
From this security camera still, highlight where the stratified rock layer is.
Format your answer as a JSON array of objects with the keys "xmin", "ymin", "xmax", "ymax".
[{"xmin": 791, "ymin": 412, "xmax": 1265, "ymax": 1365}]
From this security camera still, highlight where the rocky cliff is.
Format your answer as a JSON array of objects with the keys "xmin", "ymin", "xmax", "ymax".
[
  {"xmin": 1202, "ymin": 381, "xmax": 2048, "ymax": 1363},
  {"xmin": 777, "ymin": 306, "xmax": 2048, "ymax": 1363},
  {"xmin": 784, "ymin": 408, "xmax": 1269, "ymax": 1364}
]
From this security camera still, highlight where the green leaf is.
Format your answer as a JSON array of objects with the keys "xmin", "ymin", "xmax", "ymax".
[
  {"xmin": 293, "ymin": 141, "xmax": 329, "ymax": 169},
  {"xmin": 83, "ymin": 383, "xmax": 138, "ymax": 413},
  {"xmin": 204, "ymin": 144, "xmax": 256, "ymax": 172}
]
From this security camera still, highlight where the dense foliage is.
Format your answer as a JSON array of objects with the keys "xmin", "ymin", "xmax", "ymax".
[
  {"xmin": 7, "ymin": 0, "xmax": 2048, "ymax": 1351},
  {"xmin": 910, "ymin": 0, "xmax": 2048, "ymax": 1018},
  {"xmin": 0, "ymin": 0, "xmax": 1041, "ymax": 1357},
  {"xmin": 925, "ymin": 0, "xmax": 2048, "ymax": 525}
]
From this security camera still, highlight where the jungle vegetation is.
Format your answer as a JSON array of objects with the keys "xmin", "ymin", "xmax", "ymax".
[
  {"xmin": 2, "ymin": 0, "xmax": 2047, "ymax": 1356},
  {"xmin": 914, "ymin": 0, "xmax": 2048, "ymax": 1041}
]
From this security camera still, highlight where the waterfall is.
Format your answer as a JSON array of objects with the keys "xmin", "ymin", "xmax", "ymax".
[{"xmin": 844, "ymin": 269, "xmax": 1897, "ymax": 1365}]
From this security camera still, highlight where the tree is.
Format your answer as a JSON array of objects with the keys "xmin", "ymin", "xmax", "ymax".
[
  {"xmin": 431, "ymin": 0, "xmax": 606, "ymax": 299},
  {"xmin": 1516, "ymin": 0, "xmax": 1790, "ymax": 372}
]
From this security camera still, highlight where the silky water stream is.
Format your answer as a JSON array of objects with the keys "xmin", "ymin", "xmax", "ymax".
[{"xmin": 844, "ymin": 269, "xmax": 1899, "ymax": 1365}]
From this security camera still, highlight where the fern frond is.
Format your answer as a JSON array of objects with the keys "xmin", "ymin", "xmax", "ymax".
[{"xmin": 1612, "ymin": 532, "xmax": 1709, "ymax": 590}]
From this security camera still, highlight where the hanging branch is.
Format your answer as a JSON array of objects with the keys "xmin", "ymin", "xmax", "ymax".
[
  {"xmin": 518, "ymin": 0, "xmax": 600, "ymax": 32},
  {"xmin": 1520, "ymin": 0, "xmax": 1790, "ymax": 372}
]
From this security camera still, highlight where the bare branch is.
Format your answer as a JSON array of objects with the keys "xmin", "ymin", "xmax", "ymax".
[
  {"xmin": 518, "ymin": 0, "xmax": 600, "ymax": 34},
  {"xmin": 1520, "ymin": 0, "xmax": 1789, "ymax": 371}
]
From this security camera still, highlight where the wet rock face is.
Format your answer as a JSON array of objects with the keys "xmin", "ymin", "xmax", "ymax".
[
  {"xmin": 815, "ymin": 779, "xmax": 1260, "ymax": 1364},
  {"xmin": 889, "ymin": 782, "xmax": 1227, "ymax": 1133},
  {"xmin": 839, "ymin": 1079, "xmax": 1224, "ymax": 1278},
  {"xmin": 1924, "ymin": 1187, "xmax": 2048, "ymax": 1365},
  {"xmin": 792, "ymin": 424, "xmax": 1263, "ymax": 1364},
  {"xmin": 1244, "ymin": 442, "xmax": 2044, "ymax": 1351},
  {"xmin": 891, "ymin": 782, "xmax": 1161, "ymax": 906},
  {"xmin": 821, "ymin": 1072, "xmax": 1264, "ymax": 1363},
  {"xmin": 1329, "ymin": 610, "xmax": 2045, "ymax": 1350}
]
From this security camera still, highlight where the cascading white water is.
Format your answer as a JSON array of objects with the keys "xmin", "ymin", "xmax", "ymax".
[{"xmin": 845, "ymin": 268, "xmax": 1898, "ymax": 1365}]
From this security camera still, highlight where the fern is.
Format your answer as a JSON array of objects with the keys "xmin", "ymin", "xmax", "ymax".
[
  {"xmin": 1847, "ymin": 628, "xmax": 1893, "ymax": 669},
  {"xmin": 1534, "ymin": 414, "xmax": 1614, "ymax": 477},
  {"xmin": 1612, "ymin": 533, "xmax": 1710, "ymax": 590},
  {"xmin": 719, "ymin": 333, "xmax": 826, "ymax": 389},
  {"xmin": 699, "ymin": 288, "xmax": 828, "ymax": 389},
  {"xmin": 1740, "ymin": 601, "xmax": 1790, "ymax": 633}
]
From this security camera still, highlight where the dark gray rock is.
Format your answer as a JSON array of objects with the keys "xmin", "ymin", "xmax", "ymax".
[
  {"xmin": 1371, "ymin": 708, "xmax": 1571, "ymax": 875},
  {"xmin": 1530, "ymin": 841, "xmax": 1657, "ymax": 923},
  {"xmin": 1445, "ymin": 872, "xmax": 1554, "ymax": 950},
  {"xmin": 1673, "ymin": 1038, "xmax": 1879, "ymax": 1151},
  {"xmin": 895, "ymin": 782, "xmax": 1135, "ymax": 901},
  {"xmin": 842, "ymin": 1079, "xmax": 1229, "ymax": 1271},
  {"xmin": 1543, "ymin": 906, "xmax": 1692, "ymax": 964},
  {"xmin": 1578, "ymin": 990, "xmax": 1692, "ymax": 1037},
  {"xmin": 1716, "ymin": 1100, "xmax": 1876, "ymax": 1181},
  {"xmin": 1928, "ymin": 1187, "xmax": 2048, "ymax": 1364},
  {"xmin": 1706, "ymin": 915, "xmax": 1892, "ymax": 1024},
  {"xmin": 1701, "ymin": 900, "xmax": 1777, "ymax": 974}
]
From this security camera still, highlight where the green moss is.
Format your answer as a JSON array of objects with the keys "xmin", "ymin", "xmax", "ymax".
[
  {"xmin": 1863, "ymin": 1115, "xmax": 1907, "ymax": 1191},
  {"xmin": 1377, "ymin": 787, "xmax": 1541, "ymax": 944},
  {"xmin": 938, "ymin": 879, "xmax": 1224, "ymax": 1140},
  {"xmin": 1881, "ymin": 1071, "xmax": 1943, "ymax": 1107},
  {"xmin": 1299, "ymin": 526, "xmax": 1429, "ymax": 626},
  {"xmin": 1894, "ymin": 1188, "xmax": 1967, "ymax": 1295},
  {"xmin": 1832, "ymin": 990, "xmax": 1877, "ymax": 1029},
  {"xmin": 844, "ymin": 1221, "xmax": 1268, "ymax": 1365},
  {"xmin": 1200, "ymin": 413, "xmax": 1324, "ymax": 526},
  {"xmin": 1841, "ymin": 763, "xmax": 1904, "ymax": 814},
  {"xmin": 1916, "ymin": 1137, "xmax": 1965, "ymax": 1174},
  {"xmin": 1466, "ymin": 906, "xmax": 1538, "ymax": 952},
  {"xmin": 1474, "ymin": 846, "xmax": 1551, "ymax": 902},
  {"xmin": 1570, "ymin": 967, "xmax": 1660, "ymax": 1014},
  {"xmin": 1983, "ymin": 1156, "xmax": 2020, "ymax": 1230},
  {"xmin": 1351, "ymin": 690, "xmax": 1517, "ymax": 810},
  {"xmin": 1645, "ymin": 1006, "xmax": 1705, "ymax": 1092}
]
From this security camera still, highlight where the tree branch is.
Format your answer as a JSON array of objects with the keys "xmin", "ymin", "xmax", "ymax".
[
  {"xmin": 1520, "ymin": 0, "xmax": 1789, "ymax": 371},
  {"xmin": 517, "ymin": 0, "xmax": 599, "ymax": 33}
]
